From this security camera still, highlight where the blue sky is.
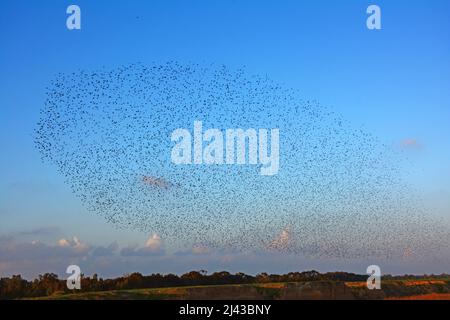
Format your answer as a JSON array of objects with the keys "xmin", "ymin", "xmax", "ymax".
[{"xmin": 1, "ymin": 0, "xmax": 450, "ymax": 278}]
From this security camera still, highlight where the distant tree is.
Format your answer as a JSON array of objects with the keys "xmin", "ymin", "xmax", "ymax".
[
  {"xmin": 0, "ymin": 275, "xmax": 29, "ymax": 299},
  {"xmin": 256, "ymin": 273, "xmax": 270, "ymax": 283},
  {"xmin": 181, "ymin": 271, "xmax": 205, "ymax": 285}
]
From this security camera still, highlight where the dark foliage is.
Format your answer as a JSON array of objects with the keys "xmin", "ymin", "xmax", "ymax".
[{"xmin": 1, "ymin": 270, "xmax": 448, "ymax": 299}]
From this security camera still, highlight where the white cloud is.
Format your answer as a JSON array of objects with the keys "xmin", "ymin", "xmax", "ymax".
[
  {"xmin": 268, "ymin": 228, "xmax": 291, "ymax": 251},
  {"xmin": 120, "ymin": 234, "xmax": 165, "ymax": 257},
  {"xmin": 0, "ymin": 236, "xmax": 90, "ymax": 262},
  {"xmin": 58, "ymin": 238, "xmax": 70, "ymax": 247},
  {"xmin": 57, "ymin": 236, "xmax": 89, "ymax": 253},
  {"xmin": 145, "ymin": 234, "xmax": 162, "ymax": 251}
]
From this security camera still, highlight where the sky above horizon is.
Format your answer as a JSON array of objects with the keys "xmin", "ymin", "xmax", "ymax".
[{"xmin": 1, "ymin": 0, "xmax": 450, "ymax": 279}]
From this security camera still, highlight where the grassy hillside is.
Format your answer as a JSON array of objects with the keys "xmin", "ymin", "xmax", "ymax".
[{"xmin": 28, "ymin": 280, "xmax": 450, "ymax": 300}]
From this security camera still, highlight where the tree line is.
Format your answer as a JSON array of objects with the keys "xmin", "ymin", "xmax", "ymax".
[{"xmin": 1, "ymin": 270, "xmax": 448, "ymax": 299}]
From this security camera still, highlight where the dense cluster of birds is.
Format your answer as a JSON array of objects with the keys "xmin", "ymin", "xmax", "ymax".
[{"xmin": 35, "ymin": 62, "xmax": 448, "ymax": 259}]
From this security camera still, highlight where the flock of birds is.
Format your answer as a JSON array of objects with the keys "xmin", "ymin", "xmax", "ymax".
[{"xmin": 34, "ymin": 62, "xmax": 448, "ymax": 260}]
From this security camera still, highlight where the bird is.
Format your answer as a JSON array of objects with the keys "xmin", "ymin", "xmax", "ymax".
[{"xmin": 34, "ymin": 61, "xmax": 449, "ymax": 260}]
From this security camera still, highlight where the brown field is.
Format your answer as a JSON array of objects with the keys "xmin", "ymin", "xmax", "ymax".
[
  {"xmin": 386, "ymin": 293, "xmax": 450, "ymax": 300},
  {"xmin": 345, "ymin": 282, "xmax": 367, "ymax": 288},
  {"xmin": 403, "ymin": 280, "xmax": 446, "ymax": 286},
  {"xmin": 345, "ymin": 280, "xmax": 447, "ymax": 288},
  {"xmin": 25, "ymin": 279, "xmax": 450, "ymax": 300}
]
